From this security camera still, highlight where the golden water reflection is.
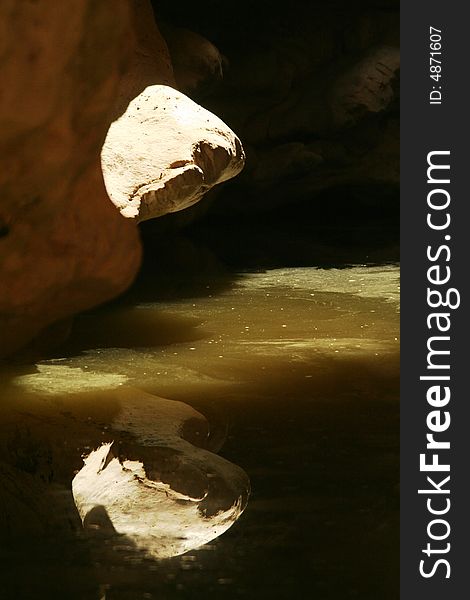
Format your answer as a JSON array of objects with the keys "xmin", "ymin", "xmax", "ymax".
[{"xmin": 0, "ymin": 265, "xmax": 399, "ymax": 598}]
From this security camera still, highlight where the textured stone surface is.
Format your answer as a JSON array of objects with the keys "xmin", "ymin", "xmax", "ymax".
[
  {"xmin": 0, "ymin": 0, "xmax": 142, "ymax": 356},
  {"xmin": 102, "ymin": 85, "xmax": 245, "ymax": 222}
]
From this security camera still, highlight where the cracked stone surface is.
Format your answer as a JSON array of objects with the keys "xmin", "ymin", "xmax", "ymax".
[{"xmin": 101, "ymin": 85, "xmax": 245, "ymax": 222}]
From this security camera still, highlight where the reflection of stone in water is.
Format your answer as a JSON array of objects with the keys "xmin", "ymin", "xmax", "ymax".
[{"xmin": 72, "ymin": 392, "xmax": 250, "ymax": 559}]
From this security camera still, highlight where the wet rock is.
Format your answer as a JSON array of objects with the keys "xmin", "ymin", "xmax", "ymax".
[{"xmin": 101, "ymin": 85, "xmax": 245, "ymax": 222}]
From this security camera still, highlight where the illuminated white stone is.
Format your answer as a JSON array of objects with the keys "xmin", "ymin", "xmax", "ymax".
[{"xmin": 101, "ymin": 85, "xmax": 245, "ymax": 222}]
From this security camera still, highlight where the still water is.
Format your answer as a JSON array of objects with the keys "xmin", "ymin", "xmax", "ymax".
[{"xmin": 0, "ymin": 262, "xmax": 399, "ymax": 599}]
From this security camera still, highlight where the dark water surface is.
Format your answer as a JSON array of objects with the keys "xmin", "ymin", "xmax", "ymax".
[{"xmin": 0, "ymin": 230, "xmax": 399, "ymax": 600}]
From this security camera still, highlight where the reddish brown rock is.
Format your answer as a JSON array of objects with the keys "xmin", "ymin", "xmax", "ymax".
[{"xmin": 0, "ymin": 0, "xmax": 142, "ymax": 356}]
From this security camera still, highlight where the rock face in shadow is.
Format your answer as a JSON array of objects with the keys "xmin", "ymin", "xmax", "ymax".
[
  {"xmin": 160, "ymin": 24, "xmax": 225, "ymax": 99},
  {"xmin": 154, "ymin": 0, "xmax": 399, "ymax": 219}
]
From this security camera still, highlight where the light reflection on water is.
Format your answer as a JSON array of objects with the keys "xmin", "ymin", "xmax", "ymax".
[
  {"xmin": 0, "ymin": 265, "xmax": 399, "ymax": 599},
  {"xmin": 16, "ymin": 265, "xmax": 398, "ymax": 392}
]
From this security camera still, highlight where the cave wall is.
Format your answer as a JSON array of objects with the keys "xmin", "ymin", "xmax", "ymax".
[
  {"xmin": 0, "ymin": 1, "xmax": 142, "ymax": 356},
  {"xmin": 154, "ymin": 0, "xmax": 399, "ymax": 219}
]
